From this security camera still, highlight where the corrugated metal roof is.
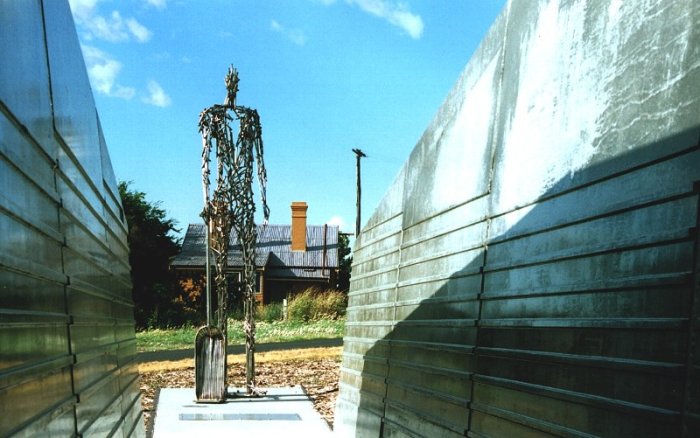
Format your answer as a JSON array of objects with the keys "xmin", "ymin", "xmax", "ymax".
[
  {"xmin": 171, "ymin": 223, "xmax": 339, "ymax": 279},
  {"xmin": 265, "ymin": 267, "xmax": 336, "ymax": 279}
]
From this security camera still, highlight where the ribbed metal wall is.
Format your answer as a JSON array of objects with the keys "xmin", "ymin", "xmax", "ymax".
[
  {"xmin": 0, "ymin": 1, "xmax": 144, "ymax": 436},
  {"xmin": 336, "ymin": 0, "xmax": 700, "ymax": 436}
]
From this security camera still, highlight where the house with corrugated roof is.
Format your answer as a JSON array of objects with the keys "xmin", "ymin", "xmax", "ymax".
[{"xmin": 170, "ymin": 202, "xmax": 339, "ymax": 304}]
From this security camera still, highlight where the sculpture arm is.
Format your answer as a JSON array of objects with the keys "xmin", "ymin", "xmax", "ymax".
[{"xmin": 254, "ymin": 121, "xmax": 270, "ymax": 225}]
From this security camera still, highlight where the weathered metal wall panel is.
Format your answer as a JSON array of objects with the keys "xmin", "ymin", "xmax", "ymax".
[
  {"xmin": 0, "ymin": 2, "xmax": 73, "ymax": 436},
  {"xmin": 336, "ymin": 166, "xmax": 406, "ymax": 436},
  {"xmin": 336, "ymin": 0, "xmax": 700, "ymax": 436},
  {"xmin": 0, "ymin": 1, "xmax": 144, "ymax": 436}
]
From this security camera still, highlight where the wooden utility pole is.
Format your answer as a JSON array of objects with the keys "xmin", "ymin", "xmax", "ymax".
[{"xmin": 352, "ymin": 148, "xmax": 366, "ymax": 238}]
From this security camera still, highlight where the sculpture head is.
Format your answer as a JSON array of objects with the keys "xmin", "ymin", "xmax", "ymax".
[{"xmin": 224, "ymin": 65, "xmax": 239, "ymax": 108}]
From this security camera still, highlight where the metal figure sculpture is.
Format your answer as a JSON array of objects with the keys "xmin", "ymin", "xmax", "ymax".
[{"xmin": 197, "ymin": 65, "xmax": 269, "ymax": 398}]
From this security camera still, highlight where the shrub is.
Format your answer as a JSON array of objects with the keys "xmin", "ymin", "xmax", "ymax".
[
  {"xmin": 286, "ymin": 288, "xmax": 347, "ymax": 321},
  {"xmin": 317, "ymin": 290, "xmax": 347, "ymax": 319},
  {"xmin": 256, "ymin": 303, "xmax": 283, "ymax": 322},
  {"xmin": 287, "ymin": 288, "xmax": 317, "ymax": 322},
  {"xmin": 228, "ymin": 305, "xmax": 245, "ymax": 321}
]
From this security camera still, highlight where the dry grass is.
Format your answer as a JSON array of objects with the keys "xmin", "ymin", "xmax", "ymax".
[{"xmin": 138, "ymin": 346, "xmax": 342, "ymax": 373}]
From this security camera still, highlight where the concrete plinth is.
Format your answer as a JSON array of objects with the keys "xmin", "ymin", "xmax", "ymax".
[{"xmin": 152, "ymin": 387, "xmax": 332, "ymax": 437}]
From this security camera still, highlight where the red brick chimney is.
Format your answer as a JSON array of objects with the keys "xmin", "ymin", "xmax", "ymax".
[{"xmin": 291, "ymin": 202, "xmax": 308, "ymax": 251}]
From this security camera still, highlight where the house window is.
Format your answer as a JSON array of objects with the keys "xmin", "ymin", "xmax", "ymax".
[{"xmin": 228, "ymin": 272, "xmax": 242, "ymax": 284}]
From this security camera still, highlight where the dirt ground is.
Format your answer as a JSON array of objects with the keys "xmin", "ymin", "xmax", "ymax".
[{"xmin": 139, "ymin": 349, "xmax": 341, "ymax": 434}]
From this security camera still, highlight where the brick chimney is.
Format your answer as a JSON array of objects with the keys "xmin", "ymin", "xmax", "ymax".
[{"xmin": 291, "ymin": 201, "xmax": 308, "ymax": 251}]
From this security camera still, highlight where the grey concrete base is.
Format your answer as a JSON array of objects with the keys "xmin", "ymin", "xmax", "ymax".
[{"xmin": 152, "ymin": 387, "xmax": 332, "ymax": 437}]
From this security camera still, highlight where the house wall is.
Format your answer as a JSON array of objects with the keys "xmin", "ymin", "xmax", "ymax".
[
  {"xmin": 335, "ymin": 0, "xmax": 700, "ymax": 436},
  {"xmin": 0, "ymin": 1, "xmax": 144, "ymax": 436}
]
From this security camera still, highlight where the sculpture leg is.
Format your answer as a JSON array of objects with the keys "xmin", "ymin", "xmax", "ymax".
[{"xmin": 238, "ymin": 205, "xmax": 257, "ymax": 393}]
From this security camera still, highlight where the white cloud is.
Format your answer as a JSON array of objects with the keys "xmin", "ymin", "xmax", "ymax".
[
  {"xmin": 91, "ymin": 11, "xmax": 126, "ymax": 41},
  {"xmin": 142, "ymin": 80, "xmax": 172, "ymax": 107},
  {"xmin": 69, "ymin": 0, "xmax": 98, "ymax": 22},
  {"xmin": 126, "ymin": 18, "xmax": 153, "ymax": 42},
  {"xmin": 327, "ymin": 216, "xmax": 348, "ymax": 231},
  {"xmin": 345, "ymin": 0, "xmax": 424, "ymax": 39},
  {"xmin": 144, "ymin": 0, "xmax": 167, "ymax": 10},
  {"xmin": 270, "ymin": 19, "xmax": 307, "ymax": 46},
  {"xmin": 82, "ymin": 45, "xmax": 172, "ymax": 108},
  {"xmin": 69, "ymin": 0, "xmax": 152, "ymax": 43},
  {"xmin": 180, "ymin": 56, "xmax": 192, "ymax": 64},
  {"xmin": 81, "ymin": 45, "xmax": 135, "ymax": 99}
]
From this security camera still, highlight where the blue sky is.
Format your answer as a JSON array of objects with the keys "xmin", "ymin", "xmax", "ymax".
[{"xmin": 69, "ymin": 0, "xmax": 506, "ymax": 240}]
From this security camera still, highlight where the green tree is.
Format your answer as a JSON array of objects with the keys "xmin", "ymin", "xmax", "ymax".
[
  {"xmin": 337, "ymin": 232, "xmax": 352, "ymax": 292},
  {"xmin": 119, "ymin": 181, "xmax": 181, "ymax": 328}
]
